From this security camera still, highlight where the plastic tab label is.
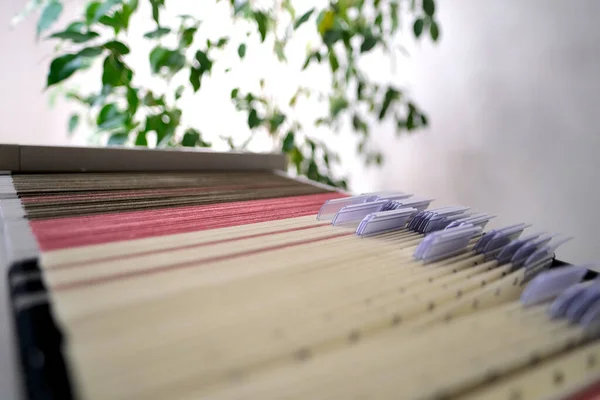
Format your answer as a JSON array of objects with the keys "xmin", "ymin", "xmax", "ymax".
[
  {"xmin": 331, "ymin": 200, "xmax": 389, "ymax": 226},
  {"xmin": 414, "ymin": 225, "xmax": 482, "ymax": 263},
  {"xmin": 548, "ymin": 281, "xmax": 594, "ymax": 319},
  {"xmin": 520, "ymin": 265, "xmax": 588, "ymax": 306},
  {"xmin": 317, "ymin": 196, "xmax": 371, "ymax": 220},
  {"xmin": 356, "ymin": 207, "xmax": 417, "ymax": 237}
]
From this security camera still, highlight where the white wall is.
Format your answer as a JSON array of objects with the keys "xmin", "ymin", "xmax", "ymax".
[
  {"xmin": 0, "ymin": 2, "xmax": 69, "ymax": 144},
  {"xmin": 369, "ymin": 0, "xmax": 600, "ymax": 264},
  {"xmin": 2, "ymin": 0, "xmax": 600, "ymax": 264}
]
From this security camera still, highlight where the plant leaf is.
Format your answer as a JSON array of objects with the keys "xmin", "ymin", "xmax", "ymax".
[
  {"xmin": 144, "ymin": 27, "xmax": 171, "ymax": 39},
  {"xmin": 149, "ymin": 46, "xmax": 186, "ymax": 75},
  {"xmin": 317, "ymin": 10, "xmax": 334, "ymax": 35},
  {"xmin": 282, "ymin": 0, "xmax": 296, "ymax": 19},
  {"xmin": 108, "ymin": 132, "xmax": 129, "ymax": 145},
  {"xmin": 98, "ymin": 13, "xmax": 124, "ymax": 34},
  {"xmin": 357, "ymin": 140, "xmax": 366, "ymax": 153},
  {"xmin": 126, "ymin": 87, "xmax": 139, "ymax": 115},
  {"xmin": 85, "ymin": 2, "xmax": 100, "ymax": 24},
  {"xmin": 430, "ymin": 20, "xmax": 440, "ymax": 41},
  {"xmin": 142, "ymin": 91, "xmax": 165, "ymax": 106},
  {"xmin": 149, "ymin": 46, "xmax": 168, "ymax": 73},
  {"xmin": 182, "ymin": 128, "xmax": 210, "ymax": 147},
  {"xmin": 86, "ymin": 0, "xmax": 120, "ymax": 24},
  {"xmin": 302, "ymin": 51, "xmax": 317, "ymax": 70},
  {"xmin": 151, "ymin": 3, "xmax": 159, "ymax": 23},
  {"xmin": 282, "ymin": 130, "xmax": 295, "ymax": 152},
  {"xmin": 68, "ymin": 114, "xmax": 79, "ymax": 135},
  {"xmin": 179, "ymin": 27, "xmax": 197, "ymax": 47},
  {"xmin": 150, "ymin": 0, "xmax": 165, "ymax": 24},
  {"xmin": 97, "ymin": 103, "xmax": 127, "ymax": 130},
  {"xmin": 216, "ymin": 37, "xmax": 228, "ymax": 48},
  {"xmin": 360, "ymin": 35, "xmax": 378, "ymax": 53},
  {"xmin": 82, "ymin": 85, "xmax": 112, "ymax": 107},
  {"xmin": 413, "ymin": 18, "xmax": 424, "ymax": 38},
  {"xmin": 177, "ymin": 14, "xmax": 195, "ymax": 20},
  {"xmin": 166, "ymin": 50, "xmax": 186, "ymax": 75},
  {"xmin": 220, "ymin": 135, "xmax": 235, "ymax": 149},
  {"xmin": 356, "ymin": 80, "xmax": 365, "ymax": 100},
  {"xmin": 328, "ymin": 49, "xmax": 339, "ymax": 72},
  {"xmin": 144, "ymin": 113, "xmax": 161, "ymax": 133},
  {"xmin": 181, "ymin": 128, "xmax": 199, "ymax": 147},
  {"xmin": 189, "ymin": 67, "xmax": 201, "ymax": 92},
  {"xmin": 174, "ymin": 85, "xmax": 185, "ymax": 100},
  {"xmin": 375, "ymin": 12, "xmax": 383, "ymax": 30},
  {"xmin": 230, "ymin": 88, "xmax": 239, "ymax": 99},
  {"xmin": 274, "ymin": 40, "xmax": 286, "ymax": 62},
  {"xmin": 66, "ymin": 21, "xmax": 85, "ymax": 32},
  {"xmin": 352, "ymin": 113, "xmax": 369, "ymax": 135},
  {"xmin": 95, "ymin": 0, "xmax": 121, "ymax": 21},
  {"xmin": 378, "ymin": 87, "xmax": 401, "ymax": 120},
  {"xmin": 237, "ymin": 43, "xmax": 246, "ymax": 59},
  {"xmin": 268, "ymin": 112, "xmax": 286, "ymax": 132},
  {"xmin": 322, "ymin": 27, "xmax": 343, "ymax": 47},
  {"xmin": 37, "ymin": 1, "xmax": 63, "ymax": 37},
  {"xmin": 121, "ymin": 0, "xmax": 138, "ymax": 30},
  {"xmin": 195, "ymin": 50, "xmax": 213, "ymax": 72},
  {"xmin": 156, "ymin": 116, "xmax": 177, "ymax": 145},
  {"xmin": 77, "ymin": 46, "xmax": 104, "ymax": 57},
  {"xmin": 102, "ymin": 55, "xmax": 132, "ymax": 87},
  {"xmin": 233, "ymin": 1, "xmax": 251, "ymax": 17},
  {"xmin": 307, "ymin": 159, "xmax": 319, "ymax": 180},
  {"xmin": 407, "ymin": 109, "xmax": 415, "ymax": 130},
  {"xmin": 134, "ymin": 132, "xmax": 147, "ymax": 146},
  {"xmin": 253, "ymin": 11, "xmax": 269, "ymax": 42},
  {"xmin": 423, "ymin": 0, "xmax": 435, "ymax": 16},
  {"xmin": 307, "ymin": 139, "xmax": 316, "ymax": 154},
  {"xmin": 390, "ymin": 1, "xmax": 399, "ymax": 33},
  {"xmin": 290, "ymin": 147, "xmax": 304, "ymax": 173},
  {"xmin": 294, "ymin": 8, "xmax": 314, "ymax": 29},
  {"xmin": 329, "ymin": 95, "xmax": 348, "ymax": 118},
  {"xmin": 47, "ymin": 53, "xmax": 91, "ymax": 87},
  {"xmin": 48, "ymin": 30, "xmax": 99, "ymax": 43},
  {"xmin": 104, "ymin": 40, "xmax": 130, "ymax": 55},
  {"xmin": 248, "ymin": 109, "xmax": 261, "ymax": 129}
]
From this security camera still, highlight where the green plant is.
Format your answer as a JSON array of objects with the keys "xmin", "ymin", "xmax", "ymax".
[{"xmin": 16, "ymin": 0, "xmax": 440, "ymax": 189}]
